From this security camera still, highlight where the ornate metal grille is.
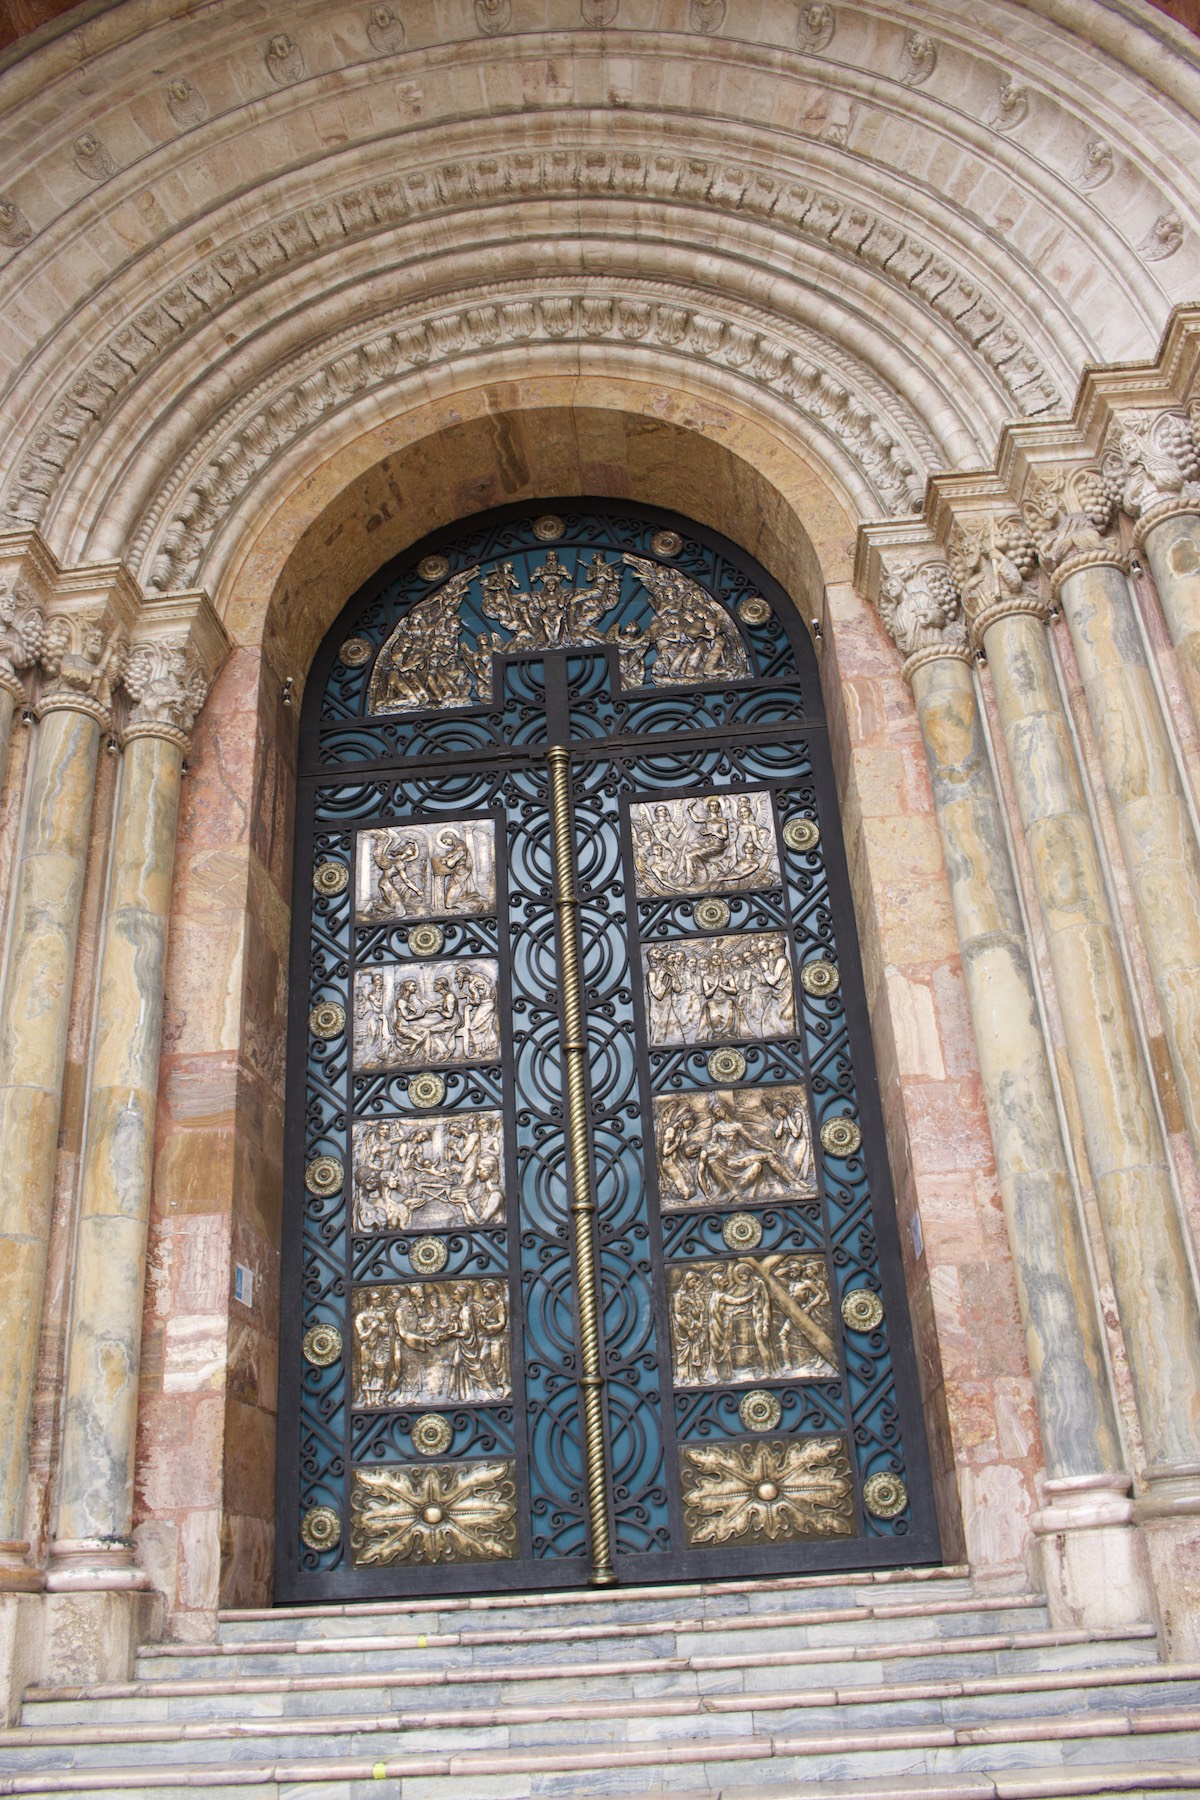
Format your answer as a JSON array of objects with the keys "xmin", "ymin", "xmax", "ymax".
[{"xmin": 277, "ymin": 503, "xmax": 940, "ymax": 1601}]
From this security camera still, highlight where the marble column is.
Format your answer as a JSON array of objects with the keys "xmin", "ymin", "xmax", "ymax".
[
  {"xmin": 0, "ymin": 588, "xmax": 47, "ymax": 799},
  {"xmin": 0, "ymin": 616, "xmax": 124, "ymax": 1596},
  {"xmin": 877, "ymin": 563, "xmax": 1144, "ymax": 1630},
  {"xmin": 47, "ymin": 641, "xmax": 209, "ymax": 1671},
  {"xmin": 957, "ymin": 531, "xmax": 1200, "ymax": 1655},
  {"xmin": 1136, "ymin": 504, "xmax": 1200, "ymax": 733}
]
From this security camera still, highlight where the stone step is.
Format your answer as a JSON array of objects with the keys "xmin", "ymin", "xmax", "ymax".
[
  {"xmin": 129, "ymin": 1596, "xmax": 1051, "ymax": 1682},
  {"xmin": 3, "ymin": 1665, "xmax": 1199, "ymax": 1771},
  {"xmin": 0, "ymin": 1704, "xmax": 1198, "ymax": 1795},
  {"xmin": 213, "ymin": 1566, "xmax": 976, "ymax": 1643},
  {"xmin": 22, "ymin": 1625, "xmax": 1161, "ymax": 1726}
]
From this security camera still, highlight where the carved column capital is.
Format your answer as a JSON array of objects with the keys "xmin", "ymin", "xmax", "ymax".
[
  {"xmin": 120, "ymin": 638, "xmax": 211, "ymax": 749},
  {"xmin": 1102, "ymin": 406, "xmax": 1200, "ymax": 526},
  {"xmin": 876, "ymin": 557, "xmax": 971, "ymax": 681},
  {"xmin": 1020, "ymin": 465, "xmax": 1123, "ymax": 595},
  {"xmin": 945, "ymin": 514, "xmax": 1049, "ymax": 643},
  {"xmin": 34, "ymin": 611, "xmax": 126, "ymax": 725}
]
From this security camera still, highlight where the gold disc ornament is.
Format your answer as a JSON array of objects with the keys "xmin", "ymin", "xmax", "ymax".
[
  {"xmin": 407, "ymin": 922, "xmax": 445, "ymax": 956},
  {"xmin": 863, "ymin": 1471, "xmax": 908, "ymax": 1519},
  {"xmin": 412, "ymin": 1413, "xmax": 454, "ymax": 1456},
  {"xmin": 820, "ymin": 1116, "xmax": 862, "ymax": 1157},
  {"xmin": 800, "ymin": 959, "xmax": 840, "ymax": 997},
  {"xmin": 783, "ymin": 817, "xmax": 820, "ymax": 852},
  {"xmin": 650, "ymin": 529, "xmax": 683, "ymax": 556},
  {"xmin": 739, "ymin": 1390, "xmax": 782, "ymax": 1432},
  {"xmin": 338, "ymin": 637, "xmax": 372, "ymax": 666},
  {"xmin": 300, "ymin": 1505, "xmax": 341, "ymax": 1550},
  {"xmin": 408, "ymin": 1072, "xmax": 446, "ymax": 1108},
  {"xmin": 707, "ymin": 1046, "xmax": 747, "ymax": 1081},
  {"xmin": 738, "ymin": 596, "xmax": 771, "ymax": 625},
  {"xmin": 841, "ymin": 1288, "xmax": 884, "ymax": 1332},
  {"xmin": 723, "ymin": 1212, "xmax": 763, "ymax": 1251},
  {"xmin": 305, "ymin": 1155, "xmax": 344, "ymax": 1196},
  {"xmin": 309, "ymin": 1001, "xmax": 346, "ymax": 1040},
  {"xmin": 312, "ymin": 861, "xmax": 349, "ymax": 897},
  {"xmin": 302, "ymin": 1323, "xmax": 343, "ymax": 1366},
  {"xmin": 693, "ymin": 897, "xmax": 731, "ymax": 930},
  {"xmin": 418, "ymin": 554, "xmax": 450, "ymax": 582},
  {"xmin": 532, "ymin": 514, "xmax": 565, "ymax": 540},
  {"xmin": 410, "ymin": 1236, "xmax": 449, "ymax": 1275}
]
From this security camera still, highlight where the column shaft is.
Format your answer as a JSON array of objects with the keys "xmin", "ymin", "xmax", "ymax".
[
  {"xmin": 910, "ymin": 651, "xmax": 1122, "ymax": 1480},
  {"xmin": 53, "ymin": 733, "xmax": 184, "ymax": 1569},
  {"xmin": 1057, "ymin": 555, "xmax": 1200, "ymax": 1173},
  {"xmin": 982, "ymin": 609, "xmax": 1200, "ymax": 1475},
  {"xmin": 0, "ymin": 705, "xmax": 103, "ymax": 1546},
  {"xmin": 1138, "ymin": 507, "xmax": 1200, "ymax": 732},
  {"xmin": 0, "ymin": 682, "xmax": 19, "ymax": 795}
]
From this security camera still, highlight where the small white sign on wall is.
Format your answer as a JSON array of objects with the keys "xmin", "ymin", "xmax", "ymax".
[{"xmin": 234, "ymin": 1262, "xmax": 255, "ymax": 1309}]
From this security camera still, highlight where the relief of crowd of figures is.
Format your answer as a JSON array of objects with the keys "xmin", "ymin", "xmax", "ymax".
[
  {"xmin": 643, "ymin": 931, "xmax": 795, "ymax": 1045},
  {"xmin": 352, "ymin": 1277, "xmax": 511, "ymax": 1410},
  {"xmin": 630, "ymin": 791, "xmax": 781, "ymax": 898}
]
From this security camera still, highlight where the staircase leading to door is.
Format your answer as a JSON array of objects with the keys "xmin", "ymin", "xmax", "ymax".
[{"xmin": 2, "ymin": 1565, "xmax": 1199, "ymax": 1798}]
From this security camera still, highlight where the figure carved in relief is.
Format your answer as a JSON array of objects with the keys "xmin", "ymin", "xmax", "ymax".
[
  {"xmin": 666, "ymin": 1253, "xmax": 836, "ymax": 1386},
  {"xmin": 613, "ymin": 555, "xmax": 750, "ymax": 687},
  {"xmin": 354, "ymin": 959, "xmax": 501, "ymax": 1070},
  {"xmin": 352, "ymin": 1277, "xmax": 511, "ymax": 1408},
  {"xmin": 357, "ymin": 819, "xmax": 494, "ymax": 922},
  {"xmin": 368, "ymin": 567, "xmax": 480, "ymax": 713},
  {"xmin": 643, "ymin": 932, "xmax": 794, "ymax": 1045},
  {"xmin": 654, "ymin": 1085, "xmax": 816, "ymax": 1210},
  {"xmin": 352, "ymin": 1111, "xmax": 506, "ymax": 1233},
  {"xmin": 478, "ymin": 548, "xmax": 620, "ymax": 651},
  {"xmin": 630, "ymin": 791, "xmax": 779, "ymax": 897}
]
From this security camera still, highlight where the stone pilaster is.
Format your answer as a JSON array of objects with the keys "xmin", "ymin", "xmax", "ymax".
[
  {"xmin": 46, "ymin": 597, "xmax": 226, "ymax": 1682},
  {"xmin": 876, "ymin": 557, "xmax": 1146, "ymax": 1631},
  {"xmin": 0, "ymin": 579, "xmax": 134, "ymax": 1601},
  {"xmin": 947, "ymin": 512, "xmax": 1200, "ymax": 1656}
]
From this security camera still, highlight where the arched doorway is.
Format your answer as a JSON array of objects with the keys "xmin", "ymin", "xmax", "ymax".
[{"xmin": 277, "ymin": 499, "xmax": 938, "ymax": 1603}]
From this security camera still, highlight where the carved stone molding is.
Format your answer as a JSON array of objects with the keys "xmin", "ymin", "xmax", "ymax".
[
  {"xmin": 35, "ymin": 613, "xmax": 126, "ymax": 725},
  {"xmin": 876, "ymin": 558, "xmax": 969, "ymax": 670},
  {"xmin": 0, "ymin": 586, "xmax": 46, "ymax": 700},
  {"xmin": 134, "ymin": 285, "xmax": 933, "ymax": 592},
  {"xmin": 1103, "ymin": 409, "xmax": 1200, "ymax": 522},
  {"xmin": 946, "ymin": 515, "xmax": 1048, "ymax": 641},
  {"xmin": 0, "ymin": 147, "xmax": 1063, "ymax": 533},
  {"xmin": 1020, "ymin": 465, "xmax": 1117, "ymax": 576},
  {"xmin": 121, "ymin": 639, "xmax": 211, "ymax": 744}
]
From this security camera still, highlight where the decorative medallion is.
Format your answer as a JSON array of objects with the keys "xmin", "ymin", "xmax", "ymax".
[
  {"xmin": 532, "ymin": 514, "xmax": 565, "ymax": 540},
  {"xmin": 408, "ymin": 922, "xmax": 445, "ymax": 957},
  {"xmin": 800, "ymin": 958, "xmax": 840, "ymax": 997},
  {"xmin": 738, "ymin": 596, "xmax": 771, "ymax": 625},
  {"xmin": 820, "ymin": 1116, "xmax": 862, "ymax": 1157},
  {"xmin": 863, "ymin": 1470, "xmax": 908, "ymax": 1519},
  {"xmin": 408, "ymin": 1072, "xmax": 447, "ymax": 1108},
  {"xmin": 651, "ymin": 529, "xmax": 683, "ymax": 556},
  {"xmin": 351, "ymin": 1460, "xmax": 517, "ymax": 1565},
  {"xmin": 680, "ymin": 1436, "xmax": 855, "ymax": 1545},
  {"xmin": 410, "ymin": 1235, "xmax": 450, "ymax": 1274},
  {"xmin": 302, "ymin": 1323, "xmax": 343, "ymax": 1367},
  {"xmin": 355, "ymin": 1115, "xmax": 504, "ymax": 1233},
  {"xmin": 645, "ymin": 931, "xmax": 794, "ymax": 1045},
  {"xmin": 657, "ymin": 1082, "xmax": 816, "ymax": 1211},
  {"xmin": 723, "ymin": 1211, "xmax": 763, "ymax": 1251},
  {"xmin": 412, "ymin": 1412, "xmax": 454, "ymax": 1456},
  {"xmin": 706, "ymin": 1046, "xmax": 747, "ymax": 1082},
  {"xmin": 739, "ymin": 1389, "xmax": 782, "ymax": 1432},
  {"xmin": 668, "ymin": 1253, "xmax": 837, "ymax": 1386},
  {"xmin": 305, "ymin": 1155, "xmax": 344, "ymax": 1196},
  {"xmin": 631, "ymin": 791, "xmax": 780, "ymax": 898},
  {"xmin": 300, "ymin": 1505, "xmax": 341, "ymax": 1551},
  {"xmin": 783, "ymin": 817, "xmax": 821, "ymax": 852},
  {"xmin": 313, "ymin": 861, "xmax": 349, "ymax": 896},
  {"xmin": 418, "ymin": 554, "xmax": 450, "ymax": 582},
  {"xmin": 693, "ymin": 896, "xmax": 731, "ymax": 930},
  {"xmin": 338, "ymin": 637, "xmax": 373, "ymax": 667},
  {"xmin": 841, "ymin": 1287, "xmax": 884, "ymax": 1332},
  {"xmin": 352, "ymin": 1277, "xmax": 511, "ymax": 1408},
  {"xmin": 309, "ymin": 1001, "xmax": 346, "ymax": 1040}
]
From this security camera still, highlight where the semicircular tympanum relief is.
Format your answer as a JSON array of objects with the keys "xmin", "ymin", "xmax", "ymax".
[{"xmin": 279, "ymin": 499, "xmax": 938, "ymax": 1601}]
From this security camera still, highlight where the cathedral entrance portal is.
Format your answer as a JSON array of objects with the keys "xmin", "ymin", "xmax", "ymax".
[{"xmin": 277, "ymin": 502, "xmax": 938, "ymax": 1601}]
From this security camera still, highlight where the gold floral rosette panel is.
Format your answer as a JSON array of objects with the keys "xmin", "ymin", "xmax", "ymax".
[
  {"xmin": 667, "ymin": 1253, "xmax": 838, "ymax": 1387},
  {"xmin": 680, "ymin": 1437, "xmax": 855, "ymax": 1546},
  {"xmin": 351, "ymin": 1459, "xmax": 518, "ymax": 1566},
  {"xmin": 352, "ymin": 1277, "xmax": 511, "ymax": 1409}
]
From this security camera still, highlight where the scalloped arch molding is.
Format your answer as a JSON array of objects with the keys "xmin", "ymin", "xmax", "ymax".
[{"xmin": 1, "ymin": 0, "xmax": 1199, "ymax": 613}]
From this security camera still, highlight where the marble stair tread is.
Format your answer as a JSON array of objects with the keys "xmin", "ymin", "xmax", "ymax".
[
  {"xmin": 1, "ymin": 1706, "xmax": 1200, "ymax": 1794},
  {"xmin": 213, "ymin": 1567, "xmax": 974, "ymax": 1638},
  {"xmin": 622, "ymin": 1768, "xmax": 1200, "ymax": 1800},
  {"xmin": 134, "ymin": 1596, "xmax": 1050, "ymax": 1668},
  {"xmin": 22, "ymin": 1625, "xmax": 1162, "ymax": 1718},
  {"xmin": 3, "ymin": 1663, "xmax": 1199, "ymax": 1755}
]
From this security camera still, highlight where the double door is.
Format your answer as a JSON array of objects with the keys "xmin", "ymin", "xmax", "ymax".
[{"xmin": 278, "ymin": 507, "xmax": 937, "ymax": 1600}]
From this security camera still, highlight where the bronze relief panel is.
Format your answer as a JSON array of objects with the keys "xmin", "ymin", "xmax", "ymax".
[
  {"xmin": 353, "ymin": 958, "xmax": 500, "ymax": 1070},
  {"xmin": 351, "ymin": 1459, "xmax": 518, "ymax": 1566},
  {"xmin": 680, "ymin": 1437, "xmax": 855, "ymax": 1546},
  {"xmin": 355, "ymin": 819, "xmax": 496, "ymax": 922},
  {"xmin": 667, "ymin": 1252, "xmax": 837, "ymax": 1387},
  {"xmin": 643, "ymin": 932, "xmax": 795, "ymax": 1045},
  {"xmin": 352, "ymin": 1111, "xmax": 505, "ymax": 1233},
  {"xmin": 654, "ymin": 1084, "xmax": 816, "ymax": 1211},
  {"xmin": 352, "ymin": 1277, "xmax": 511, "ymax": 1409},
  {"xmin": 630, "ymin": 791, "xmax": 780, "ymax": 898}
]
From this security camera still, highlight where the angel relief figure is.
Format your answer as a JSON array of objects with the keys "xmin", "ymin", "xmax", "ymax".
[
  {"xmin": 369, "ymin": 567, "xmax": 480, "ymax": 713},
  {"xmin": 610, "ymin": 556, "xmax": 750, "ymax": 688}
]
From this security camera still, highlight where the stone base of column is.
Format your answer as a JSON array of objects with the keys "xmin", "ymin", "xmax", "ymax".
[
  {"xmin": 0, "ymin": 1593, "xmax": 44, "ymax": 1726},
  {"xmin": 1133, "ymin": 1466, "xmax": 1200, "ymax": 1661},
  {"xmin": 1030, "ymin": 1475, "xmax": 1155, "ymax": 1632},
  {"xmin": 43, "ymin": 1589, "xmax": 164, "ymax": 1688},
  {"xmin": 0, "ymin": 1540, "xmax": 44, "ymax": 1595},
  {"xmin": 45, "ymin": 1538, "xmax": 152, "ymax": 1594}
]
